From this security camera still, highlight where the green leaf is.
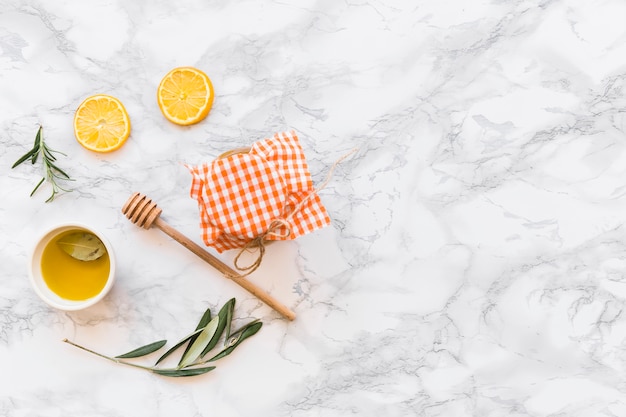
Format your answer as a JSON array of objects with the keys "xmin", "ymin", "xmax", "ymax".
[
  {"xmin": 43, "ymin": 147, "xmax": 57, "ymax": 161},
  {"xmin": 44, "ymin": 189, "xmax": 56, "ymax": 203},
  {"xmin": 152, "ymin": 366, "xmax": 216, "ymax": 377},
  {"xmin": 57, "ymin": 232, "xmax": 107, "ymax": 261},
  {"xmin": 229, "ymin": 319, "xmax": 261, "ymax": 339},
  {"xmin": 154, "ymin": 327, "xmax": 204, "ymax": 366},
  {"xmin": 200, "ymin": 298, "xmax": 234, "ymax": 357},
  {"xmin": 30, "ymin": 177, "xmax": 45, "ymax": 197},
  {"xmin": 32, "ymin": 126, "xmax": 42, "ymax": 161},
  {"xmin": 196, "ymin": 306, "xmax": 213, "ymax": 329},
  {"xmin": 12, "ymin": 148, "xmax": 37, "ymax": 169},
  {"xmin": 207, "ymin": 321, "xmax": 262, "ymax": 362},
  {"xmin": 31, "ymin": 145, "xmax": 40, "ymax": 164},
  {"xmin": 47, "ymin": 160, "xmax": 70, "ymax": 179},
  {"xmin": 179, "ymin": 306, "xmax": 213, "ymax": 360},
  {"xmin": 178, "ymin": 316, "xmax": 219, "ymax": 368},
  {"xmin": 222, "ymin": 298, "xmax": 235, "ymax": 344},
  {"xmin": 115, "ymin": 340, "xmax": 167, "ymax": 359},
  {"xmin": 12, "ymin": 126, "xmax": 41, "ymax": 167},
  {"xmin": 34, "ymin": 126, "xmax": 42, "ymax": 145}
]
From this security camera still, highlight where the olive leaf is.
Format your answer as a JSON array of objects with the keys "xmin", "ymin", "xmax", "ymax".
[
  {"xmin": 194, "ymin": 306, "xmax": 213, "ymax": 332},
  {"xmin": 57, "ymin": 232, "xmax": 106, "ymax": 261},
  {"xmin": 154, "ymin": 327, "xmax": 204, "ymax": 366},
  {"xmin": 115, "ymin": 340, "xmax": 167, "ymax": 359},
  {"xmin": 230, "ymin": 319, "xmax": 261, "ymax": 339},
  {"xmin": 178, "ymin": 315, "xmax": 220, "ymax": 369},
  {"xmin": 206, "ymin": 321, "xmax": 263, "ymax": 362},
  {"xmin": 221, "ymin": 298, "xmax": 235, "ymax": 344},
  {"xmin": 200, "ymin": 298, "xmax": 234, "ymax": 357},
  {"xmin": 155, "ymin": 303, "xmax": 220, "ymax": 366},
  {"xmin": 179, "ymin": 305, "xmax": 213, "ymax": 360},
  {"xmin": 152, "ymin": 366, "xmax": 216, "ymax": 377}
]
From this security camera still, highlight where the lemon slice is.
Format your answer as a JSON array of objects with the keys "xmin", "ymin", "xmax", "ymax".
[
  {"xmin": 74, "ymin": 94, "xmax": 131, "ymax": 152},
  {"xmin": 157, "ymin": 67, "xmax": 214, "ymax": 126}
]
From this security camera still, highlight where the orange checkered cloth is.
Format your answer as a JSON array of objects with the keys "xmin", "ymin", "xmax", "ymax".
[{"xmin": 186, "ymin": 131, "xmax": 331, "ymax": 253}]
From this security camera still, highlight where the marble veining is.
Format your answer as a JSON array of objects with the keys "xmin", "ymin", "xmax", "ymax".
[{"xmin": 2, "ymin": 0, "xmax": 626, "ymax": 416}]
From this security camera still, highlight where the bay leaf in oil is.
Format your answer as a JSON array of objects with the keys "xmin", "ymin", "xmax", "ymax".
[{"xmin": 57, "ymin": 232, "xmax": 107, "ymax": 261}]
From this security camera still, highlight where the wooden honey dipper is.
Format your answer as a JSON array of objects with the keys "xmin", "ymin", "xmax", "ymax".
[{"xmin": 121, "ymin": 192, "xmax": 296, "ymax": 321}]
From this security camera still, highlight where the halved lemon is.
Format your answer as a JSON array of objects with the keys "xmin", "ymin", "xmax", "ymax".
[
  {"xmin": 74, "ymin": 94, "xmax": 131, "ymax": 152},
  {"xmin": 157, "ymin": 67, "xmax": 214, "ymax": 126}
]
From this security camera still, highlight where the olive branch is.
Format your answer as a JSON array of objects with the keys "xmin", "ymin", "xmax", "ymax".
[{"xmin": 63, "ymin": 298, "xmax": 262, "ymax": 378}]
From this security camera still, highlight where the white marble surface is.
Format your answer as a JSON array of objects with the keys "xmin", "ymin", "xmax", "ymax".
[{"xmin": 2, "ymin": 0, "xmax": 626, "ymax": 415}]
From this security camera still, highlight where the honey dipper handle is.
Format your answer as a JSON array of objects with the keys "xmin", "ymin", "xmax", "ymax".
[{"xmin": 154, "ymin": 218, "xmax": 296, "ymax": 321}]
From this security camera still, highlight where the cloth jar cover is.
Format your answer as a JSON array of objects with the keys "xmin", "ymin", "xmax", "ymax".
[{"xmin": 186, "ymin": 131, "xmax": 330, "ymax": 253}]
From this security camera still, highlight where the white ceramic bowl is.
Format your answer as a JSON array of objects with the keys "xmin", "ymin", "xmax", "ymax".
[{"xmin": 29, "ymin": 223, "xmax": 116, "ymax": 311}]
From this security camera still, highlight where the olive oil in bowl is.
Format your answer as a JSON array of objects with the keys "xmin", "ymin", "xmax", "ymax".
[
  {"xmin": 29, "ymin": 224, "xmax": 116, "ymax": 310},
  {"xmin": 41, "ymin": 230, "xmax": 110, "ymax": 301}
]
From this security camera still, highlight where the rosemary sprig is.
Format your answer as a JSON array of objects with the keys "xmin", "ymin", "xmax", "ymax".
[
  {"xmin": 63, "ymin": 298, "xmax": 263, "ymax": 378},
  {"xmin": 12, "ymin": 125, "xmax": 72, "ymax": 202}
]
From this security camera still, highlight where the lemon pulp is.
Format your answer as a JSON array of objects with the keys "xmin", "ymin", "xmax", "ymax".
[{"xmin": 40, "ymin": 230, "xmax": 110, "ymax": 301}]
